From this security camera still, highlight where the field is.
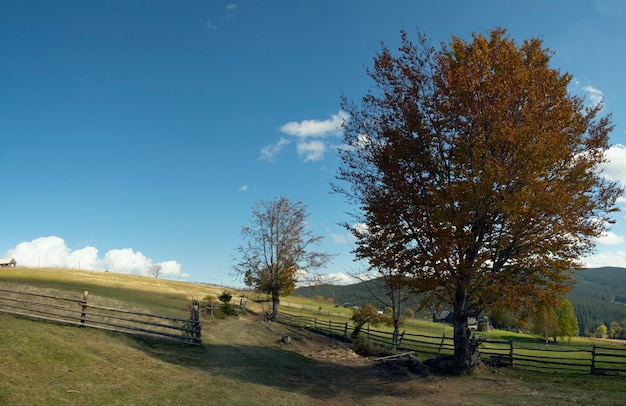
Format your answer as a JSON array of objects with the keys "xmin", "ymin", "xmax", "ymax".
[{"xmin": 1, "ymin": 268, "xmax": 626, "ymax": 405}]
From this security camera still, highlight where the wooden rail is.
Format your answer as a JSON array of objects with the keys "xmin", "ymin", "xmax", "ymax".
[
  {"xmin": 592, "ymin": 345, "xmax": 626, "ymax": 375},
  {"xmin": 275, "ymin": 311, "xmax": 626, "ymax": 375},
  {"xmin": 0, "ymin": 287, "xmax": 201, "ymax": 345}
]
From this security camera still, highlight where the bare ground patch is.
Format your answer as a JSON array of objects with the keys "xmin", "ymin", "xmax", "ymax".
[{"xmin": 210, "ymin": 312, "xmax": 556, "ymax": 406}]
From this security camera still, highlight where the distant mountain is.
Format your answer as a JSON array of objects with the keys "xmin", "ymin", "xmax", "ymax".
[
  {"xmin": 294, "ymin": 267, "xmax": 626, "ymax": 335},
  {"xmin": 568, "ymin": 267, "xmax": 626, "ymax": 335},
  {"xmin": 294, "ymin": 278, "xmax": 427, "ymax": 315}
]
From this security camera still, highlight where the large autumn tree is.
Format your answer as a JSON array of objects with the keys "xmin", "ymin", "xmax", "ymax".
[
  {"xmin": 334, "ymin": 28, "xmax": 621, "ymax": 371},
  {"xmin": 234, "ymin": 196, "xmax": 332, "ymax": 319}
]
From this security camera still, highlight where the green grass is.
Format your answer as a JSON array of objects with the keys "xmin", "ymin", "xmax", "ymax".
[
  {"xmin": 0, "ymin": 269, "xmax": 315, "ymax": 405},
  {"xmin": 283, "ymin": 293, "xmax": 626, "ymax": 347},
  {"xmin": 280, "ymin": 294, "xmax": 626, "ymax": 365},
  {"xmin": 2, "ymin": 268, "xmax": 626, "ymax": 405},
  {"xmin": 0, "ymin": 268, "xmax": 230, "ymax": 317},
  {"xmin": 0, "ymin": 312, "xmax": 319, "ymax": 405}
]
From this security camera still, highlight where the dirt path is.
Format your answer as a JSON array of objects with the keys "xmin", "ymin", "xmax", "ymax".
[
  {"xmin": 224, "ymin": 312, "xmax": 549, "ymax": 405},
  {"xmin": 282, "ymin": 326, "xmax": 535, "ymax": 405},
  {"xmin": 199, "ymin": 310, "xmax": 623, "ymax": 405}
]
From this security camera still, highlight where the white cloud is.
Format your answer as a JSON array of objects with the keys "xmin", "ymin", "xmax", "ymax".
[
  {"xmin": 320, "ymin": 272, "xmax": 358, "ymax": 285},
  {"xmin": 5, "ymin": 236, "xmax": 185, "ymax": 278},
  {"xmin": 582, "ymin": 85, "xmax": 603, "ymax": 107},
  {"xmin": 238, "ymin": 184, "xmax": 248, "ymax": 192},
  {"xmin": 280, "ymin": 111, "xmax": 347, "ymax": 139},
  {"xmin": 330, "ymin": 233, "xmax": 348, "ymax": 245},
  {"xmin": 330, "ymin": 232, "xmax": 355, "ymax": 245},
  {"xmin": 600, "ymin": 144, "xmax": 626, "ymax": 184},
  {"xmin": 352, "ymin": 223, "xmax": 369, "ymax": 236},
  {"xmin": 152, "ymin": 260, "xmax": 182, "ymax": 277},
  {"xmin": 102, "ymin": 248, "xmax": 151, "ymax": 274},
  {"xmin": 226, "ymin": 3, "xmax": 237, "ymax": 18},
  {"xmin": 263, "ymin": 111, "xmax": 349, "ymax": 163},
  {"xmin": 206, "ymin": 20, "xmax": 217, "ymax": 30},
  {"xmin": 297, "ymin": 140, "xmax": 327, "ymax": 162},
  {"xmin": 595, "ymin": 231, "xmax": 625, "ymax": 245},
  {"xmin": 583, "ymin": 251, "xmax": 626, "ymax": 268},
  {"xmin": 319, "ymin": 270, "xmax": 380, "ymax": 285},
  {"xmin": 259, "ymin": 137, "xmax": 290, "ymax": 162}
]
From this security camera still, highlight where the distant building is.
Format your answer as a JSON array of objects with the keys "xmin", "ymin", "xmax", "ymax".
[
  {"xmin": 0, "ymin": 258, "xmax": 16, "ymax": 267},
  {"xmin": 433, "ymin": 311, "xmax": 490, "ymax": 331},
  {"xmin": 433, "ymin": 311, "xmax": 453, "ymax": 323}
]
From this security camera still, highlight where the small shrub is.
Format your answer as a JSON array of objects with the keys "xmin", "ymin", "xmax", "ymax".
[
  {"xmin": 351, "ymin": 335, "xmax": 381, "ymax": 357},
  {"xmin": 351, "ymin": 304, "xmax": 385, "ymax": 338},
  {"xmin": 215, "ymin": 291, "xmax": 236, "ymax": 316},
  {"xmin": 215, "ymin": 303, "xmax": 236, "ymax": 318},
  {"xmin": 218, "ymin": 291, "xmax": 233, "ymax": 304}
]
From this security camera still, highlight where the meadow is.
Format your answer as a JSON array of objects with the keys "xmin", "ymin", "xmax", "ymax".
[{"xmin": 1, "ymin": 268, "xmax": 625, "ymax": 405}]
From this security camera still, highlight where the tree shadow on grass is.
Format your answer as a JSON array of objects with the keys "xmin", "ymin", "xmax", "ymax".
[{"xmin": 127, "ymin": 337, "xmax": 429, "ymax": 402}]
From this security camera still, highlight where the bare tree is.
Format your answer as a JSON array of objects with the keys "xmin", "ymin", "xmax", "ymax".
[
  {"xmin": 149, "ymin": 264, "xmax": 162, "ymax": 278},
  {"xmin": 351, "ymin": 265, "xmax": 413, "ymax": 346},
  {"xmin": 234, "ymin": 196, "xmax": 332, "ymax": 319}
]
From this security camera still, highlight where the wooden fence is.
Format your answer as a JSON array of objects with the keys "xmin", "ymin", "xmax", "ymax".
[
  {"xmin": 0, "ymin": 287, "xmax": 201, "ymax": 345},
  {"xmin": 592, "ymin": 345, "xmax": 626, "ymax": 375},
  {"xmin": 276, "ymin": 311, "xmax": 626, "ymax": 375}
]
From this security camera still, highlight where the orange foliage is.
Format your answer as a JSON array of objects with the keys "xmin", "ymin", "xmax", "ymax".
[{"xmin": 336, "ymin": 27, "xmax": 621, "ymax": 369}]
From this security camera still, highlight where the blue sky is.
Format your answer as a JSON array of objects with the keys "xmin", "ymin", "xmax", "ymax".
[{"xmin": 2, "ymin": 0, "xmax": 626, "ymax": 285}]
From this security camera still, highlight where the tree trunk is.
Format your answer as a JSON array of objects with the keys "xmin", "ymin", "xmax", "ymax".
[
  {"xmin": 452, "ymin": 286, "xmax": 479, "ymax": 371},
  {"xmin": 351, "ymin": 324, "xmax": 363, "ymax": 338},
  {"xmin": 392, "ymin": 318, "xmax": 401, "ymax": 346},
  {"xmin": 271, "ymin": 292, "xmax": 280, "ymax": 320}
]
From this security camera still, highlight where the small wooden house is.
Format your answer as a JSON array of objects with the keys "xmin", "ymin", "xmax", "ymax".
[{"xmin": 0, "ymin": 258, "xmax": 16, "ymax": 267}]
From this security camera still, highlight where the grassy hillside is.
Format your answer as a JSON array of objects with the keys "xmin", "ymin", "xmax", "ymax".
[
  {"xmin": 2, "ymin": 267, "xmax": 626, "ymax": 405},
  {"xmin": 568, "ymin": 267, "xmax": 626, "ymax": 335},
  {"xmin": 295, "ymin": 267, "xmax": 626, "ymax": 335},
  {"xmin": 0, "ymin": 267, "xmax": 227, "ymax": 318},
  {"xmin": 293, "ymin": 279, "xmax": 428, "ymax": 316}
]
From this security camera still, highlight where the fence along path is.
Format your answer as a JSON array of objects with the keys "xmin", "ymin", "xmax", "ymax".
[
  {"xmin": 276, "ymin": 311, "xmax": 626, "ymax": 375},
  {"xmin": 0, "ymin": 287, "xmax": 201, "ymax": 345}
]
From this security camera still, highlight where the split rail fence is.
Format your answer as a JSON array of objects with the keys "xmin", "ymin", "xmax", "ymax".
[
  {"xmin": 0, "ymin": 287, "xmax": 201, "ymax": 345},
  {"xmin": 276, "ymin": 311, "xmax": 626, "ymax": 375}
]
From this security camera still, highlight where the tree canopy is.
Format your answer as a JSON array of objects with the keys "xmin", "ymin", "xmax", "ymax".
[
  {"xmin": 334, "ymin": 27, "xmax": 621, "ymax": 371},
  {"xmin": 532, "ymin": 298, "xmax": 578, "ymax": 343},
  {"xmin": 234, "ymin": 196, "xmax": 332, "ymax": 318}
]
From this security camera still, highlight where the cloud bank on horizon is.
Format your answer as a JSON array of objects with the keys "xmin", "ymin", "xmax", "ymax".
[{"xmin": 4, "ymin": 236, "xmax": 187, "ymax": 278}]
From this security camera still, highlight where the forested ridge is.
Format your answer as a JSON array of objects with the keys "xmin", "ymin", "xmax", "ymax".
[
  {"xmin": 294, "ymin": 267, "xmax": 626, "ymax": 337},
  {"xmin": 568, "ymin": 267, "xmax": 626, "ymax": 336}
]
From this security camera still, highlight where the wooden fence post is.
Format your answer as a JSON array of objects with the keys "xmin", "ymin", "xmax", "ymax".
[
  {"xmin": 328, "ymin": 320, "xmax": 331, "ymax": 334},
  {"xmin": 190, "ymin": 300, "xmax": 201, "ymax": 340},
  {"xmin": 80, "ymin": 291, "xmax": 89, "ymax": 327},
  {"xmin": 438, "ymin": 331, "xmax": 445, "ymax": 354},
  {"xmin": 509, "ymin": 340, "xmax": 514, "ymax": 366},
  {"xmin": 398, "ymin": 330, "xmax": 405, "ymax": 348},
  {"xmin": 591, "ymin": 346, "xmax": 596, "ymax": 375},
  {"xmin": 343, "ymin": 322, "xmax": 348, "ymax": 338}
]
